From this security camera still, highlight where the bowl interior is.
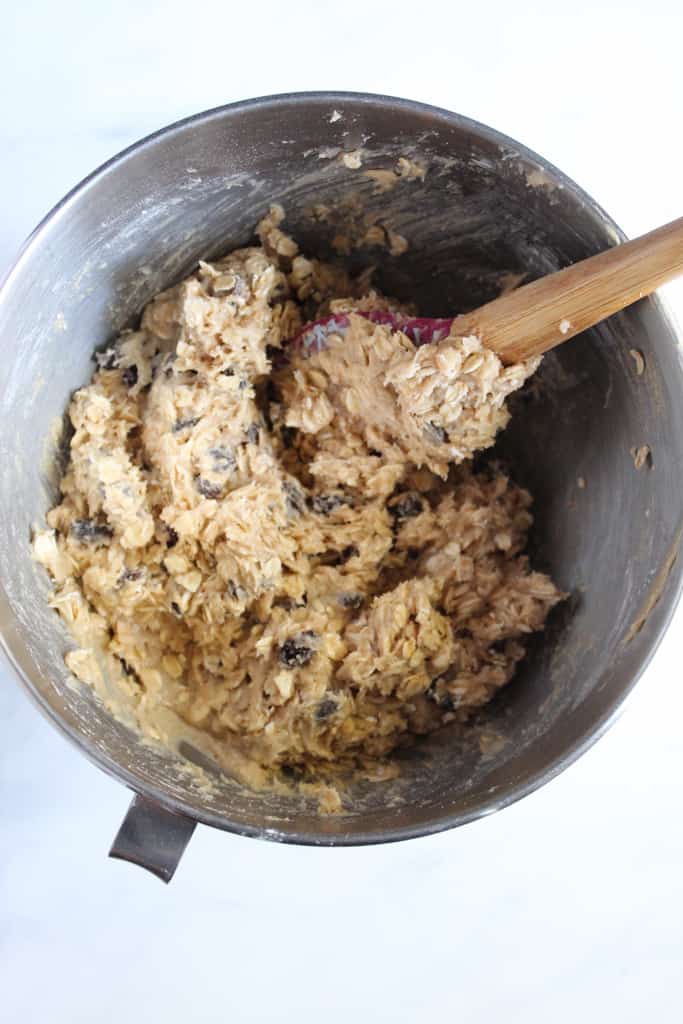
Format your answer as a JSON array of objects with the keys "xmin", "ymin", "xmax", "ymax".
[{"xmin": 2, "ymin": 94, "xmax": 683, "ymax": 842}]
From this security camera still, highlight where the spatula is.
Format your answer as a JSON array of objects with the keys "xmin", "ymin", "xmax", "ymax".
[{"xmin": 291, "ymin": 216, "xmax": 683, "ymax": 363}]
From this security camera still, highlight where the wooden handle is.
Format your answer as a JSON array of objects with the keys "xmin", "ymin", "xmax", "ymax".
[{"xmin": 450, "ymin": 216, "xmax": 683, "ymax": 364}]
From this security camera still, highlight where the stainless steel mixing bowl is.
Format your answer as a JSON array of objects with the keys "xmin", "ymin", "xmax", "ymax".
[{"xmin": 2, "ymin": 92, "xmax": 682, "ymax": 881}]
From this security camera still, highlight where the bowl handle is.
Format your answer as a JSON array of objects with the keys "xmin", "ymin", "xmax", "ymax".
[{"xmin": 109, "ymin": 793, "xmax": 196, "ymax": 883}]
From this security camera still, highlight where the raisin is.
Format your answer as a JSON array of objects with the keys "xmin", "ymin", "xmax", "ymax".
[
  {"xmin": 172, "ymin": 416, "xmax": 200, "ymax": 433},
  {"xmin": 245, "ymin": 423, "xmax": 260, "ymax": 444},
  {"xmin": 316, "ymin": 698, "xmax": 338, "ymax": 721},
  {"xmin": 425, "ymin": 421, "xmax": 448, "ymax": 444},
  {"xmin": 209, "ymin": 445, "xmax": 236, "ymax": 473},
  {"xmin": 195, "ymin": 477, "xmax": 223, "ymax": 499},
  {"xmin": 118, "ymin": 567, "xmax": 143, "ymax": 585},
  {"xmin": 427, "ymin": 678, "xmax": 455, "ymax": 711},
  {"xmin": 166, "ymin": 527, "xmax": 179, "ymax": 548},
  {"xmin": 271, "ymin": 278, "xmax": 288, "ymax": 301},
  {"xmin": 319, "ymin": 544, "xmax": 359, "ymax": 567},
  {"xmin": 95, "ymin": 344, "xmax": 119, "ymax": 370},
  {"xmin": 339, "ymin": 592, "xmax": 364, "ymax": 609},
  {"xmin": 70, "ymin": 518, "xmax": 113, "ymax": 544},
  {"xmin": 122, "ymin": 364, "xmax": 138, "ymax": 389},
  {"xmin": 390, "ymin": 493, "xmax": 423, "ymax": 521},
  {"xmin": 283, "ymin": 480, "xmax": 306, "ymax": 516},
  {"xmin": 280, "ymin": 425, "xmax": 297, "ymax": 448},
  {"xmin": 310, "ymin": 493, "xmax": 348, "ymax": 515},
  {"xmin": 279, "ymin": 635, "xmax": 316, "ymax": 669}
]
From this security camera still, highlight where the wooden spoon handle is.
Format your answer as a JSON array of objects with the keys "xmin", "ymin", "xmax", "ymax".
[{"xmin": 450, "ymin": 216, "xmax": 683, "ymax": 364}]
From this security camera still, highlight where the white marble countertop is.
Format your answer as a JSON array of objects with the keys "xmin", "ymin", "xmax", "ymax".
[{"xmin": 2, "ymin": 2, "xmax": 683, "ymax": 1020}]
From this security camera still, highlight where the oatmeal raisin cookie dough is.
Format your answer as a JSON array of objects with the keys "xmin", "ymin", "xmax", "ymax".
[{"xmin": 34, "ymin": 205, "xmax": 563, "ymax": 792}]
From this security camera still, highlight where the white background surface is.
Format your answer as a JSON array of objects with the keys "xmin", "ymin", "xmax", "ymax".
[{"xmin": 2, "ymin": 2, "xmax": 683, "ymax": 1020}]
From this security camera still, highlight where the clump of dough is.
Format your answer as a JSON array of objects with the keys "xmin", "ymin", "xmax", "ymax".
[{"xmin": 34, "ymin": 206, "xmax": 563, "ymax": 800}]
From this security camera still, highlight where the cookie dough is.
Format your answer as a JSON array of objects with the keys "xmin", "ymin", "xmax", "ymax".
[{"xmin": 34, "ymin": 206, "xmax": 563, "ymax": 793}]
